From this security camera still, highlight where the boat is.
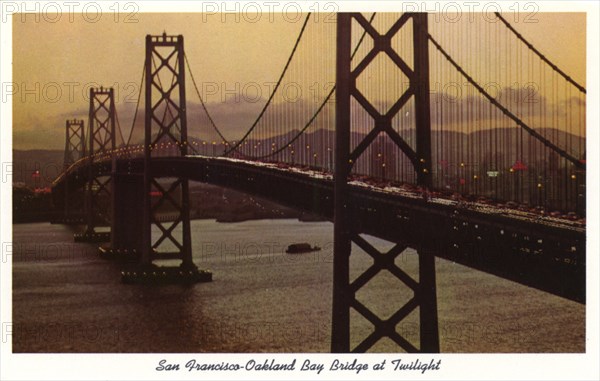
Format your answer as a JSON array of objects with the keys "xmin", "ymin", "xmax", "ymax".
[{"xmin": 285, "ymin": 243, "xmax": 321, "ymax": 254}]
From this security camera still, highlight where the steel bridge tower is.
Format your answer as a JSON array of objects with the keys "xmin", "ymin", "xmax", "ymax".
[
  {"xmin": 120, "ymin": 33, "xmax": 211, "ymax": 283},
  {"xmin": 75, "ymin": 87, "xmax": 116, "ymax": 242},
  {"xmin": 56, "ymin": 119, "xmax": 86, "ymax": 224},
  {"xmin": 333, "ymin": 13, "xmax": 439, "ymax": 353},
  {"xmin": 63, "ymin": 119, "xmax": 86, "ymax": 170}
]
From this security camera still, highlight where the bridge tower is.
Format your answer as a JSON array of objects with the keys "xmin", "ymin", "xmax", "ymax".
[
  {"xmin": 121, "ymin": 33, "xmax": 211, "ymax": 283},
  {"xmin": 60, "ymin": 119, "xmax": 86, "ymax": 223},
  {"xmin": 75, "ymin": 87, "xmax": 116, "ymax": 242},
  {"xmin": 63, "ymin": 119, "xmax": 86, "ymax": 170},
  {"xmin": 333, "ymin": 13, "xmax": 439, "ymax": 352}
]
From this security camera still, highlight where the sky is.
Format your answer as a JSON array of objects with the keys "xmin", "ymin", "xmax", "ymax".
[{"xmin": 11, "ymin": 11, "xmax": 587, "ymax": 150}]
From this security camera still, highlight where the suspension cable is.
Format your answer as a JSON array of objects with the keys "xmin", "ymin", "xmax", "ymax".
[
  {"xmin": 251, "ymin": 13, "xmax": 377, "ymax": 159},
  {"xmin": 494, "ymin": 12, "xmax": 585, "ymax": 94},
  {"xmin": 114, "ymin": 107, "xmax": 127, "ymax": 148},
  {"xmin": 184, "ymin": 53, "xmax": 231, "ymax": 146},
  {"xmin": 125, "ymin": 61, "xmax": 146, "ymax": 147},
  {"xmin": 222, "ymin": 13, "xmax": 312, "ymax": 156},
  {"xmin": 428, "ymin": 33, "xmax": 584, "ymax": 170}
]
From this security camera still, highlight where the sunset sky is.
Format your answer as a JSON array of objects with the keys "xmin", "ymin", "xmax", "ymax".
[{"xmin": 11, "ymin": 11, "xmax": 587, "ymax": 150}]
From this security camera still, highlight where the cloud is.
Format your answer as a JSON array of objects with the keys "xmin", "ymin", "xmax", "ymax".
[{"xmin": 12, "ymin": 84, "xmax": 584, "ymax": 151}]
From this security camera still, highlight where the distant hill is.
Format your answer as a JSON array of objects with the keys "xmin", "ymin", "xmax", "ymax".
[{"xmin": 13, "ymin": 126, "xmax": 584, "ymax": 188}]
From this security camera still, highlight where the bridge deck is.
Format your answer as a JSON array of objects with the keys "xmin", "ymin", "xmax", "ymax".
[{"xmin": 52, "ymin": 155, "xmax": 585, "ymax": 302}]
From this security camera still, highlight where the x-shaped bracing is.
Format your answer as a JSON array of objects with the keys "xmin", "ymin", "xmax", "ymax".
[
  {"xmin": 348, "ymin": 13, "xmax": 420, "ymax": 172},
  {"xmin": 349, "ymin": 234, "xmax": 421, "ymax": 352},
  {"xmin": 150, "ymin": 179, "xmax": 185, "ymax": 251}
]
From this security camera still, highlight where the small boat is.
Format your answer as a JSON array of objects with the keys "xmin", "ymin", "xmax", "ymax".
[{"xmin": 285, "ymin": 243, "xmax": 321, "ymax": 254}]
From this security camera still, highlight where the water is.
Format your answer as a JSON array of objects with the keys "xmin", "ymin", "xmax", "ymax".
[{"xmin": 12, "ymin": 220, "xmax": 584, "ymax": 353}]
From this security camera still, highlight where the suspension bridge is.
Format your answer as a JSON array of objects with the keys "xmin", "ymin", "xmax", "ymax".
[{"xmin": 50, "ymin": 13, "xmax": 586, "ymax": 353}]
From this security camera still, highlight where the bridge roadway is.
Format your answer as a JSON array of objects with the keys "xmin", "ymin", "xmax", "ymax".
[{"xmin": 52, "ymin": 155, "xmax": 585, "ymax": 303}]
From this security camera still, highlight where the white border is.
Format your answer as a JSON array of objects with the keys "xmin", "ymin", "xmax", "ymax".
[{"xmin": 1, "ymin": 1, "xmax": 599, "ymax": 380}]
